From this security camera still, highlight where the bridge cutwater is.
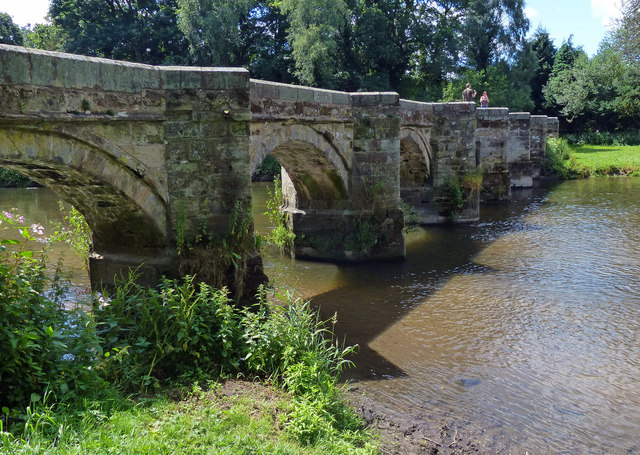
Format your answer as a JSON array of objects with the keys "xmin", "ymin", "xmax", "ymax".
[{"xmin": 0, "ymin": 44, "xmax": 558, "ymax": 294}]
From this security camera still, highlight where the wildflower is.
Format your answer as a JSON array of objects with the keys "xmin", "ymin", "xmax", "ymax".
[
  {"xmin": 97, "ymin": 294, "xmax": 111, "ymax": 308},
  {"xmin": 18, "ymin": 216, "xmax": 24, "ymax": 223},
  {"xmin": 2, "ymin": 211, "xmax": 12, "ymax": 220},
  {"xmin": 30, "ymin": 223, "xmax": 45, "ymax": 235}
]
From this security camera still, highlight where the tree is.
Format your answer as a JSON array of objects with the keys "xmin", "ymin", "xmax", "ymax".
[
  {"xmin": 614, "ymin": 0, "xmax": 640, "ymax": 64},
  {"xmin": 530, "ymin": 28, "xmax": 556, "ymax": 114},
  {"xmin": 23, "ymin": 23, "xmax": 65, "ymax": 51},
  {"xmin": 462, "ymin": 0, "xmax": 529, "ymax": 72},
  {"xmin": 177, "ymin": 0, "xmax": 255, "ymax": 66},
  {"xmin": 507, "ymin": 42, "xmax": 536, "ymax": 111},
  {"xmin": 0, "ymin": 12, "xmax": 24, "ymax": 46},
  {"xmin": 543, "ymin": 37, "xmax": 587, "ymax": 119},
  {"xmin": 240, "ymin": 2, "xmax": 294, "ymax": 83},
  {"xmin": 543, "ymin": 41, "xmax": 640, "ymax": 132},
  {"xmin": 278, "ymin": 0, "xmax": 349, "ymax": 87},
  {"xmin": 50, "ymin": 0, "xmax": 190, "ymax": 65}
]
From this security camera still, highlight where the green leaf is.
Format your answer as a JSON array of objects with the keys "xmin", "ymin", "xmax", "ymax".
[{"xmin": 45, "ymin": 325, "xmax": 54, "ymax": 336}]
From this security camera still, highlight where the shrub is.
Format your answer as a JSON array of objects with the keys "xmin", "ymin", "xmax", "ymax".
[
  {"xmin": 0, "ymin": 168, "xmax": 34, "ymax": 188},
  {"xmin": 0, "ymin": 210, "xmax": 99, "ymax": 413},
  {"xmin": 544, "ymin": 137, "xmax": 587, "ymax": 179},
  {"xmin": 94, "ymin": 275, "xmax": 245, "ymax": 393},
  {"xmin": 564, "ymin": 130, "xmax": 640, "ymax": 146}
]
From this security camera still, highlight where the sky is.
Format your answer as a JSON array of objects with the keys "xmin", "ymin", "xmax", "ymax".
[
  {"xmin": 0, "ymin": 0, "xmax": 624, "ymax": 57},
  {"xmin": 524, "ymin": 0, "xmax": 623, "ymax": 55}
]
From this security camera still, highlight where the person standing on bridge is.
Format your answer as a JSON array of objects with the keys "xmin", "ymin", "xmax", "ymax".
[
  {"xmin": 462, "ymin": 83, "xmax": 477, "ymax": 102},
  {"xmin": 480, "ymin": 91, "xmax": 489, "ymax": 108}
]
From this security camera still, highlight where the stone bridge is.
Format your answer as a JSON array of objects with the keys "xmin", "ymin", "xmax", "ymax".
[{"xmin": 0, "ymin": 44, "xmax": 558, "ymax": 295}]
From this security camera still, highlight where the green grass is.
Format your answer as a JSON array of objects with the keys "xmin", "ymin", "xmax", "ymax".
[
  {"xmin": 1, "ymin": 382, "xmax": 377, "ymax": 454},
  {"xmin": 545, "ymin": 138, "xmax": 640, "ymax": 178},
  {"xmin": 571, "ymin": 144, "xmax": 640, "ymax": 176}
]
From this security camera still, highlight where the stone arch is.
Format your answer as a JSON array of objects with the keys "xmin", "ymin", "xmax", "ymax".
[
  {"xmin": 250, "ymin": 124, "xmax": 349, "ymax": 210},
  {"xmin": 0, "ymin": 126, "xmax": 168, "ymax": 256},
  {"xmin": 400, "ymin": 128, "xmax": 432, "ymax": 187}
]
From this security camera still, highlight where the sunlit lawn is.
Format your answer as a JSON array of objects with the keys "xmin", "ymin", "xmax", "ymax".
[{"xmin": 571, "ymin": 144, "xmax": 640, "ymax": 175}]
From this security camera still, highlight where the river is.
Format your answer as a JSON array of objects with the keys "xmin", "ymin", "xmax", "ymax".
[{"xmin": 3, "ymin": 178, "xmax": 640, "ymax": 453}]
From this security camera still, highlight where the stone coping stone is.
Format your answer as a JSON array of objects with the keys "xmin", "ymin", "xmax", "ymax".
[
  {"xmin": 476, "ymin": 108, "xmax": 509, "ymax": 120},
  {"xmin": 0, "ymin": 44, "xmax": 248, "ymax": 92},
  {"xmin": 250, "ymin": 79, "xmax": 352, "ymax": 105},
  {"xmin": 509, "ymin": 112, "xmax": 531, "ymax": 120},
  {"xmin": 351, "ymin": 92, "xmax": 399, "ymax": 107}
]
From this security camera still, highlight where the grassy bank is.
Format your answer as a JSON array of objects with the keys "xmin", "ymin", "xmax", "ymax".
[
  {"xmin": 0, "ymin": 209, "xmax": 377, "ymax": 454},
  {"xmin": 1, "ymin": 380, "xmax": 375, "ymax": 455},
  {"xmin": 572, "ymin": 144, "xmax": 640, "ymax": 176},
  {"xmin": 545, "ymin": 138, "xmax": 640, "ymax": 178}
]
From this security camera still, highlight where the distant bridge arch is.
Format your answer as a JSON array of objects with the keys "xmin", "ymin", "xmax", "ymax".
[
  {"xmin": 400, "ymin": 127, "xmax": 432, "ymax": 187},
  {"xmin": 250, "ymin": 124, "xmax": 349, "ymax": 210}
]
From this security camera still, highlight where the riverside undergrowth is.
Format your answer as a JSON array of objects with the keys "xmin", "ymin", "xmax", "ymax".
[{"xmin": 0, "ymin": 207, "xmax": 376, "ymax": 453}]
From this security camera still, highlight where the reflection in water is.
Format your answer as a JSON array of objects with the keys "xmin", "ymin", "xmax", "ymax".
[{"xmin": 4, "ymin": 179, "xmax": 640, "ymax": 453}]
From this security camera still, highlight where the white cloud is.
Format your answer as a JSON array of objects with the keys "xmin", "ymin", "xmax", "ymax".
[
  {"xmin": 591, "ymin": 0, "xmax": 622, "ymax": 26},
  {"xmin": 524, "ymin": 5, "xmax": 540, "ymax": 20}
]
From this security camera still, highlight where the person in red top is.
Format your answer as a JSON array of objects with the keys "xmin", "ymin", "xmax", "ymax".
[{"xmin": 480, "ymin": 91, "xmax": 489, "ymax": 107}]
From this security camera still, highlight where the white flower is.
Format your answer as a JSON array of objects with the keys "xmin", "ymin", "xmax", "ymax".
[{"xmin": 96, "ymin": 294, "xmax": 111, "ymax": 308}]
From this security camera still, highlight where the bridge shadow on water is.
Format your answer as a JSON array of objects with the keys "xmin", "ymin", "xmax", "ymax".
[{"xmin": 297, "ymin": 186, "xmax": 553, "ymax": 384}]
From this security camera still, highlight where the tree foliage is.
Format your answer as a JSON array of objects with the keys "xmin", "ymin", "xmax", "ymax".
[
  {"xmin": 0, "ymin": 12, "xmax": 24, "ymax": 46},
  {"xmin": 614, "ymin": 0, "xmax": 640, "ymax": 65},
  {"xmin": 50, "ymin": 0, "xmax": 190, "ymax": 64},
  {"xmin": 278, "ymin": 0, "xmax": 349, "ymax": 87},
  {"xmin": 462, "ymin": 0, "xmax": 529, "ymax": 71},
  {"xmin": 530, "ymin": 28, "xmax": 556, "ymax": 113},
  {"xmin": 177, "ymin": 0, "xmax": 255, "ymax": 66},
  {"xmin": 23, "ymin": 23, "xmax": 65, "ymax": 51}
]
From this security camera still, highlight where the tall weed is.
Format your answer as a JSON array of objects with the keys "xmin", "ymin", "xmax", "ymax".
[
  {"xmin": 242, "ymin": 289, "xmax": 364, "ymax": 446},
  {"xmin": 94, "ymin": 274, "xmax": 245, "ymax": 393}
]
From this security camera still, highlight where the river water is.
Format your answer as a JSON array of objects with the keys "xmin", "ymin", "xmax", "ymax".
[{"xmin": 3, "ymin": 178, "xmax": 640, "ymax": 453}]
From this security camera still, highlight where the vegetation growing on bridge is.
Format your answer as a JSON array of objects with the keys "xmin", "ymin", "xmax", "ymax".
[
  {"xmin": 264, "ymin": 176, "xmax": 296, "ymax": 256},
  {"xmin": 0, "ymin": 208, "xmax": 375, "ymax": 454}
]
